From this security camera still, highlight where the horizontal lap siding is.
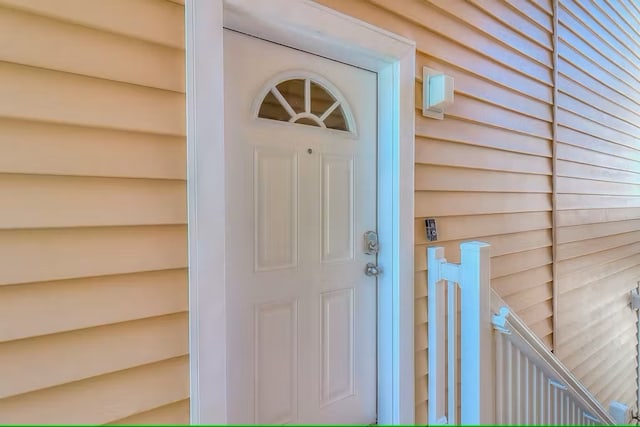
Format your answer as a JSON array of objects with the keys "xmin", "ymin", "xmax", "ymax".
[
  {"xmin": 316, "ymin": 0, "xmax": 554, "ymax": 422},
  {"xmin": 555, "ymin": 0, "xmax": 640, "ymax": 410},
  {"xmin": 0, "ymin": 1, "xmax": 188, "ymax": 424}
]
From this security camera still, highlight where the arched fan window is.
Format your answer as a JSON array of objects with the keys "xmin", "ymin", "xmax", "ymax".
[{"xmin": 257, "ymin": 76, "xmax": 353, "ymax": 132}]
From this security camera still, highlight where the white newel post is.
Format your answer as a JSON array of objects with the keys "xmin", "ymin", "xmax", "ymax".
[
  {"xmin": 459, "ymin": 241, "xmax": 493, "ymax": 424},
  {"xmin": 428, "ymin": 241, "xmax": 492, "ymax": 425}
]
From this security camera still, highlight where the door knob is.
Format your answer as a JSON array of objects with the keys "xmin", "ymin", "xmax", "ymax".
[{"xmin": 365, "ymin": 262, "xmax": 381, "ymax": 277}]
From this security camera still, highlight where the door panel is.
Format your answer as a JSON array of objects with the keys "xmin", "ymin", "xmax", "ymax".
[
  {"xmin": 255, "ymin": 300, "xmax": 298, "ymax": 424},
  {"xmin": 321, "ymin": 154, "xmax": 354, "ymax": 263},
  {"xmin": 254, "ymin": 147, "xmax": 298, "ymax": 271},
  {"xmin": 224, "ymin": 29, "xmax": 377, "ymax": 424},
  {"xmin": 321, "ymin": 287, "xmax": 355, "ymax": 406}
]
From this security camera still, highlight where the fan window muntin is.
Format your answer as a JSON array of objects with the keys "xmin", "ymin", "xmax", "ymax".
[{"xmin": 255, "ymin": 73, "xmax": 355, "ymax": 133}]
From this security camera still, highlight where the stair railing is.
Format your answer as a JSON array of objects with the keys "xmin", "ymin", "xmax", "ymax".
[{"xmin": 427, "ymin": 242, "xmax": 615, "ymax": 425}]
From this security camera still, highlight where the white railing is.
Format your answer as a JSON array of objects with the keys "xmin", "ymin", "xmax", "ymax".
[
  {"xmin": 491, "ymin": 292, "xmax": 614, "ymax": 425},
  {"xmin": 427, "ymin": 242, "xmax": 616, "ymax": 425}
]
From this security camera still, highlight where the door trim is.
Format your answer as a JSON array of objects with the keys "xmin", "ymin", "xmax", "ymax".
[{"xmin": 186, "ymin": 0, "xmax": 416, "ymax": 423}]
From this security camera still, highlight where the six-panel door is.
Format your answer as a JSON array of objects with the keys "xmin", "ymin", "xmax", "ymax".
[{"xmin": 224, "ymin": 30, "xmax": 378, "ymax": 424}]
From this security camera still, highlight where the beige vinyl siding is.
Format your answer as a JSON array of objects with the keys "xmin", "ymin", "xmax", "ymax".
[
  {"xmin": 0, "ymin": 0, "xmax": 188, "ymax": 424},
  {"xmin": 315, "ymin": 0, "xmax": 554, "ymax": 422},
  {"xmin": 555, "ymin": 0, "xmax": 640, "ymax": 410},
  {"xmin": 107, "ymin": 399, "xmax": 191, "ymax": 425}
]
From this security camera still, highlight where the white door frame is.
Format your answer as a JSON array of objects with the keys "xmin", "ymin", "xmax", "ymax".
[{"xmin": 186, "ymin": 0, "xmax": 416, "ymax": 424}]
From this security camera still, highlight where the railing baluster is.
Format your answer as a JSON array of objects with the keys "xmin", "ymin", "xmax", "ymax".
[
  {"xmin": 544, "ymin": 370, "xmax": 549, "ymax": 425},
  {"xmin": 495, "ymin": 332, "xmax": 504, "ymax": 424},
  {"xmin": 428, "ymin": 247, "xmax": 447, "ymax": 424},
  {"xmin": 524, "ymin": 356, "xmax": 530, "ymax": 424},
  {"xmin": 554, "ymin": 386, "xmax": 559, "ymax": 424},
  {"xmin": 427, "ymin": 248, "xmax": 447, "ymax": 424},
  {"xmin": 506, "ymin": 339, "xmax": 512, "ymax": 424},
  {"xmin": 532, "ymin": 364, "xmax": 537, "ymax": 425},
  {"xmin": 447, "ymin": 280, "xmax": 457, "ymax": 424},
  {"xmin": 516, "ymin": 347, "xmax": 521, "ymax": 423},
  {"xmin": 547, "ymin": 379, "xmax": 551, "ymax": 424}
]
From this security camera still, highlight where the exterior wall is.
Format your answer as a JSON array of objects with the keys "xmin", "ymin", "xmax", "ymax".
[
  {"xmin": 1, "ymin": 0, "xmax": 638, "ymax": 423},
  {"xmin": 315, "ymin": 0, "xmax": 555, "ymax": 421},
  {"xmin": 555, "ymin": 0, "xmax": 640, "ymax": 409},
  {"xmin": 0, "ymin": 0, "xmax": 189, "ymax": 424}
]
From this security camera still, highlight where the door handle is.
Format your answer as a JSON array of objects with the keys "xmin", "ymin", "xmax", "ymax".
[{"xmin": 365, "ymin": 262, "xmax": 382, "ymax": 277}]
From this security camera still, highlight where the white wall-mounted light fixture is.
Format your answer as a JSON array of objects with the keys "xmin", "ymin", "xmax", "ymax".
[{"xmin": 422, "ymin": 66, "xmax": 454, "ymax": 120}]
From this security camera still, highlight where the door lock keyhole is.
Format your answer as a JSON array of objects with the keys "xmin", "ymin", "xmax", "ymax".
[{"xmin": 307, "ymin": 148, "xmax": 313, "ymax": 154}]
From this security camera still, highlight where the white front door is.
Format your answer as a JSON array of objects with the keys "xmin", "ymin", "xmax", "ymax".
[{"xmin": 224, "ymin": 30, "xmax": 378, "ymax": 424}]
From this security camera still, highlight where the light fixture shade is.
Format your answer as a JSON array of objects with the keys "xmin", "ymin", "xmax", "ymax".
[{"xmin": 423, "ymin": 66, "xmax": 455, "ymax": 120}]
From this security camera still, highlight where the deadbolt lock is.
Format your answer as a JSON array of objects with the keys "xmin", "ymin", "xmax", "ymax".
[{"xmin": 364, "ymin": 231, "xmax": 379, "ymax": 255}]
